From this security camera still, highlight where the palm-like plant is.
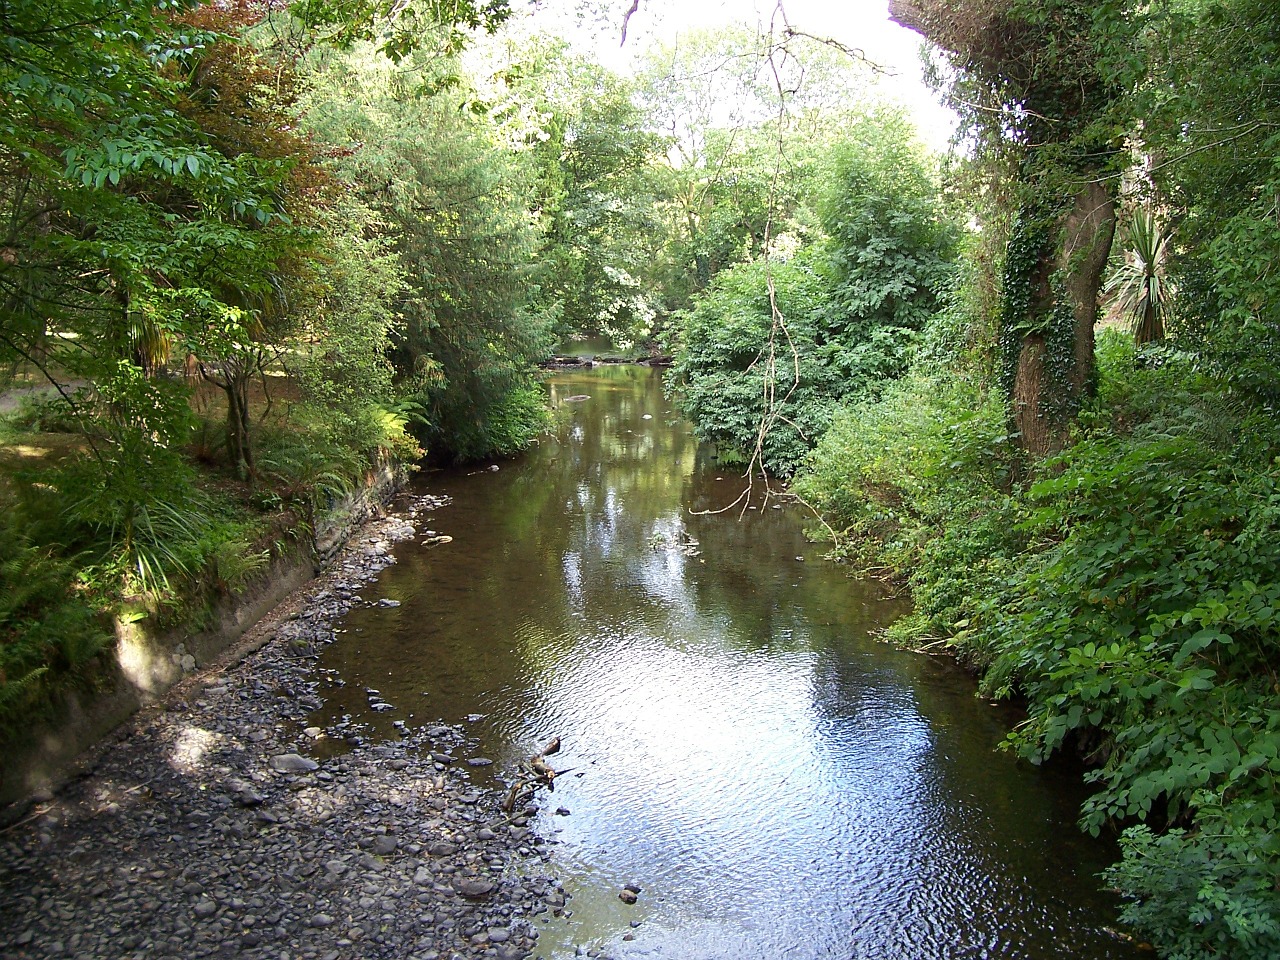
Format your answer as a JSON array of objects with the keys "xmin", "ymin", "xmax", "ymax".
[{"xmin": 1105, "ymin": 208, "xmax": 1172, "ymax": 344}]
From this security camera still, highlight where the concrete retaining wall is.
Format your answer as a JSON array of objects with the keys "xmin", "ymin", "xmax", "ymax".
[{"xmin": 0, "ymin": 462, "xmax": 406, "ymax": 810}]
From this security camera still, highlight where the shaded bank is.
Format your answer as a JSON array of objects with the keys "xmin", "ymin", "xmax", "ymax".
[
  {"xmin": 0, "ymin": 495, "xmax": 561, "ymax": 960},
  {"xmin": 0, "ymin": 463, "xmax": 405, "ymax": 812}
]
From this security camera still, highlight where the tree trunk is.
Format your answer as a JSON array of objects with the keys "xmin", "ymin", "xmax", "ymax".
[
  {"xmin": 1006, "ymin": 180, "xmax": 1116, "ymax": 456},
  {"xmin": 888, "ymin": 0, "xmax": 1119, "ymax": 458}
]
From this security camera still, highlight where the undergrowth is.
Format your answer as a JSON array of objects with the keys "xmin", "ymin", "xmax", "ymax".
[{"xmin": 0, "ymin": 388, "xmax": 429, "ymax": 749}]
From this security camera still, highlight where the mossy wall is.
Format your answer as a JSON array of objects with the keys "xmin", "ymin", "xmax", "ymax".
[{"xmin": 0, "ymin": 463, "xmax": 405, "ymax": 812}]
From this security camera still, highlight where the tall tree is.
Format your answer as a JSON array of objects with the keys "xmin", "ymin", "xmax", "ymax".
[
  {"xmin": 301, "ymin": 39, "xmax": 550, "ymax": 460},
  {"xmin": 890, "ymin": 0, "xmax": 1123, "ymax": 455}
]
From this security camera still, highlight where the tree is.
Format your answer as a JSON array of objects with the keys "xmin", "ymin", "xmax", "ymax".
[
  {"xmin": 496, "ymin": 40, "xmax": 668, "ymax": 343},
  {"xmin": 1, "ymin": 0, "xmax": 317, "ymax": 483},
  {"xmin": 301, "ymin": 39, "xmax": 550, "ymax": 461},
  {"xmin": 636, "ymin": 26, "xmax": 872, "ymax": 305},
  {"xmin": 669, "ymin": 109, "xmax": 958, "ymax": 476},
  {"xmin": 1104, "ymin": 207, "xmax": 1169, "ymax": 345},
  {"xmin": 889, "ymin": 0, "xmax": 1123, "ymax": 456}
]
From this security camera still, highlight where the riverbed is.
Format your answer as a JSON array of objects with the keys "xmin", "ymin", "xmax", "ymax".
[{"xmin": 314, "ymin": 365, "xmax": 1144, "ymax": 960}]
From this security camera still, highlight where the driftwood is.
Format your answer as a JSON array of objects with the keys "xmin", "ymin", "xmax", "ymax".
[{"xmin": 501, "ymin": 737, "xmax": 562, "ymax": 814}]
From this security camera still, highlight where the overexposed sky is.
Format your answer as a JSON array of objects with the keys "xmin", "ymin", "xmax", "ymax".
[{"xmin": 524, "ymin": 0, "xmax": 956, "ymax": 150}]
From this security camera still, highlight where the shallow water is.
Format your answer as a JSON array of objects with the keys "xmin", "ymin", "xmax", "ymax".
[{"xmin": 315, "ymin": 365, "xmax": 1143, "ymax": 960}]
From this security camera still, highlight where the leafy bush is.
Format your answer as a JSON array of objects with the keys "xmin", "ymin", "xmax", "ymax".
[
  {"xmin": 666, "ymin": 250, "xmax": 846, "ymax": 474},
  {"xmin": 797, "ymin": 325, "xmax": 1280, "ymax": 956},
  {"xmin": 972, "ymin": 372, "xmax": 1280, "ymax": 959},
  {"xmin": 0, "ymin": 507, "xmax": 111, "ymax": 744},
  {"xmin": 46, "ymin": 430, "xmax": 214, "ymax": 598},
  {"xmin": 256, "ymin": 417, "xmax": 363, "ymax": 523},
  {"xmin": 8, "ymin": 390, "xmax": 90, "ymax": 433},
  {"xmin": 479, "ymin": 384, "xmax": 553, "ymax": 458},
  {"xmin": 793, "ymin": 363, "xmax": 1022, "ymax": 651},
  {"xmin": 667, "ymin": 111, "xmax": 959, "ymax": 476}
]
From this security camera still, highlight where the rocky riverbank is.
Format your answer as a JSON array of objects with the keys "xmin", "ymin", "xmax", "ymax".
[{"xmin": 0, "ymin": 494, "xmax": 564, "ymax": 960}]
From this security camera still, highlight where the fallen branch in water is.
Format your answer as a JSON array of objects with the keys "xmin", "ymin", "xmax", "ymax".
[{"xmin": 501, "ymin": 737, "xmax": 562, "ymax": 814}]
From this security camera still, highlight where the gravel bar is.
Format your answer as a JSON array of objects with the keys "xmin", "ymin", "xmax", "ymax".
[{"xmin": 0, "ymin": 494, "xmax": 565, "ymax": 960}]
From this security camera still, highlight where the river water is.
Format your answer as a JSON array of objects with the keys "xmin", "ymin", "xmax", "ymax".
[{"xmin": 315, "ymin": 365, "xmax": 1143, "ymax": 960}]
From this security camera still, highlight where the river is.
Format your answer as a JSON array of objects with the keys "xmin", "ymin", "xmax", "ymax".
[{"xmin": 313, "ymin": 365, "xmax": 1143, "ymax": 960}]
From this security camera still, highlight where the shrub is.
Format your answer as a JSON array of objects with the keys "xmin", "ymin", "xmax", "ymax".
[
  {"xmin": 0, "ymin": 507, "xmax": 111, "ymax": 744},
  {"xmin": 969, "ymin": 342, "xmax": 1280, "ymax": 959},
  {"xmin": 667, "ymin": 249, "xmax": 845, "ymax": 475},
  {"xmin": 794, "ymin": 366, "xmax": 1021, "ymax": 651}
]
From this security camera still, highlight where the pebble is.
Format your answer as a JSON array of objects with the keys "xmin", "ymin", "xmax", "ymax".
[
  {"xmin": 0, "ymin": 493, "xmax": 556, "ymax": 960},
  {"xmin": 269, "ymin": 753, "xmax": 319, "ymax": 773}
]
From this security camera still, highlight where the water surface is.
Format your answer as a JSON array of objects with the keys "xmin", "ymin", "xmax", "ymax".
[{"xmin": 316, "ymin": 366, "xmax": 1141, "ymax": 960}]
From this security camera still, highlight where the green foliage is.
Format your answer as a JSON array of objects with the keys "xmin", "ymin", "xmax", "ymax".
[
  {"xmin": 505, "ymin": 42, "xmax": 667, "ymax": 344},
  {"xmin": 667, "ymin": 250, "xmax": 841, "ymax": 474},
  {"xmin": 0, "ymin": 506, "xmax": 110, "ymax": 744},
  {"xmin": 301, "ymin": 40, "xmax": 551, "ymax": 463},
  {"xmin": 1105, "ymin": 807, "xmax": 1280, "ymax": 960},
  {"xmin": 821, "ymin": 112, "xmax": 959, "ymax": 336},
  {"xmin": 794, "ymin": 351, "xmax": 1021, "ymax": 649},
  {"xmin": 973, "ymin": 373, "xmax": 1280, "ymax": 956},
  {"xmin": 1105, "ymin": 207, "xmax": 1170, "ymax": 345},
  {"xmin": 668, "ymin": 111, "xmax": 958, "ymax": 475},
  {"xmin": 256, "ymin": 415, "xmax": 363, "ymax": 523},
  {"xmin": 288, "ymin": 0, "xmax": 512, "ymax": 61},
  {"xmin": 50, "ymin": 432, "xmax": 213, "ymax": 597},
  {"xmin": 476, "ymin": 383, "xmax": 552, "ymax": 458}
]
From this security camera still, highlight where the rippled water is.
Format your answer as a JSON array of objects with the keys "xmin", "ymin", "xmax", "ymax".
[{"xmin": 315, "ymin": 365, "xmax": 1143, "ymax": 960}]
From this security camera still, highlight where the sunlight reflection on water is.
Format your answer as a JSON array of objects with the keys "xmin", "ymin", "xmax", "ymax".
[{"xmin": 316, "ymin": 365, "xmax": 1142, "ymax": 960}]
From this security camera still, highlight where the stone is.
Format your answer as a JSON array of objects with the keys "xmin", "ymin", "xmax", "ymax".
[
  {"xmin": 454, "ymin": 879, "xmax": 495, "ymax": 899},
  {"xmin": 311, "ymin": 914, "xmax": 336, "ymax": 928},
  {"xmin": 194, "ymin": 901, "xmax": 218, "ymax": 918},
  {"xmin": 269, "ymin": 754, "xmax": 319, "ymax": 773},
  {"xmin": 372, "ymin": 835, "xmax": 398, "ymax": 856}
]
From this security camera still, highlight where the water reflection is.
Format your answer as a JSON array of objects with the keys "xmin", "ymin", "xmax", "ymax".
[{"xmin": 315, "ymin": 366, "xmax": 1141, "ymax": 960}]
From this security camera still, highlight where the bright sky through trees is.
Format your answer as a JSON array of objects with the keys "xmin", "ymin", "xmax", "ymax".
[{"xmin": 525, "ymin": 0, "xmax": 957, "ymax": 149}]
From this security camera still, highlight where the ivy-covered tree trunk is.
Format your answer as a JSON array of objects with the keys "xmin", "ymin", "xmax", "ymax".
[
  {"xmin": 889, "ymin": 0, "xmax": 1121, "ymax": 457},
  {"xmin": 1003, "ymin": 180, "xmax": 1116, "ymax": 456}
]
